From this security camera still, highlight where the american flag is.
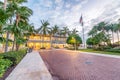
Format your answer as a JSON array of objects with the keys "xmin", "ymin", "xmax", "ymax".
[{"xmin": 80, "ymin": 15, "xmax": 83, "ymax": 26}]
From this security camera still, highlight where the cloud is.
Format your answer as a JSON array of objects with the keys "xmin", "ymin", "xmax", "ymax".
[
  {"xmin": 1, "ymin": 0, "xmax": 119, "ymax": 40},
  {"xmin": 90, "ymin": 0, "xmax": 120, "ymax": 25}
]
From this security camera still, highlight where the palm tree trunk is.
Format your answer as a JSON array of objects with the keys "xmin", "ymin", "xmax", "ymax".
[
  {"xmin": 50, "ymin": 35, "xmax": 53, "ymax": 49},
  {"xmin": 16, "ymin": 43, "xmax": 19, "ymax": 51},
  {"xmin": 4, "ymin": 0, "xmax": 8, "ymax": 52},
  {"xmin": 112, "ymin": 31, "xmax": 114, "ymax": 45},
  {"xmin": 12, "ymin": 35, "xmax": 15, "ymax": 51},
  {"xmin": 4, "ymin": 32, "xmax": 9, "ymax": 52},
  {"xmin": 4, "ymin": 0, "xmax": 7, "ymax": 10},
  {"xmin": 117, "ymin": 31, "xmax": 120, "ymax": 46},
  {"xmin": 4, "ymin": 19, "xmax": 12, "ymax": 52},
  {"xmin": 42, "ymin": 35, "xmax": 44, "ymax": 48}
]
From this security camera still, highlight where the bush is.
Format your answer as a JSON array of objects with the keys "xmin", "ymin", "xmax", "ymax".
[
  {"xmin": 54, "ymin": 46, "xmax": 59, "ymax": 49},
  {"xmin": 2, "ymin": 49, "xmax": 27, "ymax": 65},
  {"xmin": 105, "ymin": 49, "xmax": 120, "ymax": 53},
  {"xmin": 0, "ymin": 55, "xmax": 3, "ymax": 59},
  {"xmin": 40, "ymin": 47, "xmax": 46, "ymax": 49},
  {"xmin": 0, "ymin": 59, "xmax": 12, "ymax": 77},
  {"xmin": 0, "ymin": 49, "xmax": 27, "ymax": 78},
  {"xmin": 94, "ymin": 46, "xmax": 112, "ymax": 51}
]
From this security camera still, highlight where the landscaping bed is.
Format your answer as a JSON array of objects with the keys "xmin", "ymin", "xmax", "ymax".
[
  {"xmin": 0, "ymin": 49, "xmax": 27, "ymax": 80},
  {"xmin": 79, "ymin": 49, "xmax": 120, "ymax": 55}
]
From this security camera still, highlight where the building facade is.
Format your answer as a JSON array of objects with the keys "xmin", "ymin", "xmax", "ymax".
[{"xmin": 27, "ymin": 34, "xmax": 67, "ymax": 50}]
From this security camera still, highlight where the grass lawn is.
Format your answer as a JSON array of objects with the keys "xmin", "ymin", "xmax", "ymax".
[{"xmin": 79, "ymin": 49, "xmax": 120, "ymax": 56}]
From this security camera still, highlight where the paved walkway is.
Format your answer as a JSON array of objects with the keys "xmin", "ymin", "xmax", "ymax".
[
  {"xmin": 6, "ymin": 51, "xmax": 53, "ymax": 80},
  {"xmin": 40, "ymin": 49, "xmax": 120, "ymax": 80}
]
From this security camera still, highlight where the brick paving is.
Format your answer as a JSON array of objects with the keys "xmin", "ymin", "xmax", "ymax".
[{"xmin": 39, "ymin": 50, "xmax": 120, "ymax": 80}]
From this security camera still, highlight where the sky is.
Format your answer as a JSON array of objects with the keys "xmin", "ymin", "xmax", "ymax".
[
  {"xmin": 0, "ymin": 0, "xmax": 120, "ymax": 40},
  {"xmin": 26, "ymin": 0, "xmax": 120, "ymax": 41}
]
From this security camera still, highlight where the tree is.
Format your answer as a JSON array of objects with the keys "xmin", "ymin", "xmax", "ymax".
[
  {"xmin": 0, "ymin": 1, "xmax": 10, "ymax": 52},
  {"xmin": 66, "ymin": 34, "xmax": 82, "ymax": 49},
  {"xmin": 71, "ymin": 28, "xmax": 78, "ymax": 35},
  {"xmin": 86, "ymin": 37, "xmax": 94, "ymax": 46},
  {"xmin": 109, "ymin": 23, "xmax": 116, "ymax": 44},
  {"xmin": 48, "ymin": 25, "xmax": 59, "ymax": 48},
  {"xmin": 62, "ymin": 26, "xmax": 69, "ymax": 37},
  {"xmin": 37, "ymin": 20, "xmax": 50, "ymax": 48},
  {"xmin": 88, "ymin": 26, "xmax": 97, "ymax": 37},
  {"xmin": 0, "ymin": 0, "xmax": 33, "ymax": 52},
  {"xmin": 97, "ymin": 22, "xmax": 107, "ymax": 32},
  {"xmin": 113, "ymin": 23, "xmax": 120, "ymax": 45}
]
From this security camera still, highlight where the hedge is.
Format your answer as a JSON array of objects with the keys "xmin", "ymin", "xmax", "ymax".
[
  {"xmin": 2, "ymin": 49, "xmax": 27, "ymax": 65},
  {"xmin": 0, "ymin": 49, "xmax": 27, "ymax": 78},
  {"xmin": 105, "ymin": 49, "xmax": 120, "ymax": 53},
  {"xmin": 0, "ymin": 59, "xmax": 13, "ymax": 77}
]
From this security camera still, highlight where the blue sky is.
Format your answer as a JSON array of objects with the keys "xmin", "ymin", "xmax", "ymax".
[
  {"xmin": 24, "ymin": 0, "xmax": 120, "ymax": 30},
  {"xmin": 0, "ymin": 0, "xmax": 120, "ymax": 40},
  {"xmin": 25, "ymin": 0, "xmax": 120, "ymax": 39}
]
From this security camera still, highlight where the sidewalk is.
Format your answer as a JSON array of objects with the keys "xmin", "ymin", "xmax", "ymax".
[{"xmin": 6, "ymin": 51, "xmax": 53, "ymax": 80}]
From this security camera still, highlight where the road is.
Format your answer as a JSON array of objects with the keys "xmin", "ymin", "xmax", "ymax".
[{"xmin": 39, "ymin": 49, "xmax": 120, "ymax": 80}]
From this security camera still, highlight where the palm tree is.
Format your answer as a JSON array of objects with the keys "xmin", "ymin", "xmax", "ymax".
[
  {"xmin": 117, "ymin": 19, "xmax": 120, "ymax": 45},
  {"xmin": 88, "ymin": 26, "xmax": 97, "ymax": 37},
  {"xmin": 4, "ymin": 0, "xmax": 7, "ymax": 10},
  {"xmin": 37, "ymin": 20, "xmax": 50, "ymax": 48},
  {"xmin": 71, "ymin": 28, "xmax": 78, "ymax": 35},
  {"xmin": 49, "ymin": 25, "xmax": 59, "ymax": 48},
  {"xmin": 1, "ymin": 0, "xmax": 32, "ymax": 52},
  {"xmin": 109, "ymin": 24, "xmax": 116, "ymax": 44},
  {"xmin": 62, "ymin": 26, "xmax": 69, "ymax": 37},
  {"xmin": 97, "ymin": 22, "xmax": 107, "ymax": 32},
  {"xmin": 0, "ymin": 1, "xmax": 9, "ymax": 52},
  {"xmin": 114, "ymin": 23, "xmax": 120, "ymax": 45},
  {"xmin": 9, "ymin": 0, "xmax": 32, "ymax": 51},
  {"xmin": 52, "ymin": 25, "xmax": 59, "ymax": 36}
]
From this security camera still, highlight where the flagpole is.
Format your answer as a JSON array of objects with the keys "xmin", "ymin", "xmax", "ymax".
[
  {"xmin": 80, "ymin": 14, "xmax": 85, "ymax": 49},
  {"xmin": 82, "ymin": 24, "xmax": 85, "ymax": 49}
]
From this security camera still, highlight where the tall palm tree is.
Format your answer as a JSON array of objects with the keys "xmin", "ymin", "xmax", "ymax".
[
  {"xmin": 0, "ymin": 0, "xmax": 11, "ymax": 52},
  {"xmin": 0, "ymin": 0, "xmax": 33, "ymax": 51},
  {"xmin": 117, "ymin": 19, "xmax": 120, "ymax": 45},
  {"xmin": 109, "ymin": 24, "xmax": 115, "ymax": 44},
  {"xmin": 62, "ymin": 26, "xmax": 69, "ymax": 37},
  {"xmin": 72, "ymin": 28, "xmax": 78, "ymax": 35},
  {"xmin": 52, "ymin": 25, "xmax": 59, "ymax": 36},
  {"xmin": 14, "ymin": 6, "xmax": 33, "ymax": 51},
  {"xmin": 114, "ymin": 23, "xmax": 120, "ymax": 45},
  {"xmin": 1, "ymin": 0, "xmax": 32, "ymax": 52},
  {"xmin": 88, "ymin": 26, "xmax": 97, "ymax": 37},
  {"xmin": 97, "ymin": 22, "xmax": 107, "ymax": 32},
  {"xmin": 8, "ymin": 0, "xmax": 32, "ymax": 51},
  {"xmin": 48, "ymin": 25, "xmax": 59, "ymax": 48},
  {"xmin": 37, "ymin": 20, "xmax": 50, "ymax": 48},
  {"xmin": 4, "ymin": 0, "xmax": 7, "ymax": 10}
]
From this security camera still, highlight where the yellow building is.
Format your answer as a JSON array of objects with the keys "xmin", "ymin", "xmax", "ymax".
[{"xmin": 27, "ymin": 34, "xmax": 67, "ymax": 50}]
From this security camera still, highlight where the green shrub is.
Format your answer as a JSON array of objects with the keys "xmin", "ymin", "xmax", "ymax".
[
  {"xmin": 105, "ymin": 49, "xmax": 120, "ymax": 53},
  {"xmin": 0, "ymin": 49, "xmax": 27, "ymax": 78},
  {"xmin": 54, "ymin": 46, "xmax": 59, "ymax": 49},
  {"xmin": 0, "ymin": 55, "xmax": 3, "ymax": 59},
  {"xmin": 40, "ymin": 47, "xmax": 46, "ymax": 49},
  {"xmin": 2, "ymin": 49, "xmax": 27, "ymax": 65},
  {"xmin": 0, "ymin": 59, "xmax": 13, "ymax": 77}
]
